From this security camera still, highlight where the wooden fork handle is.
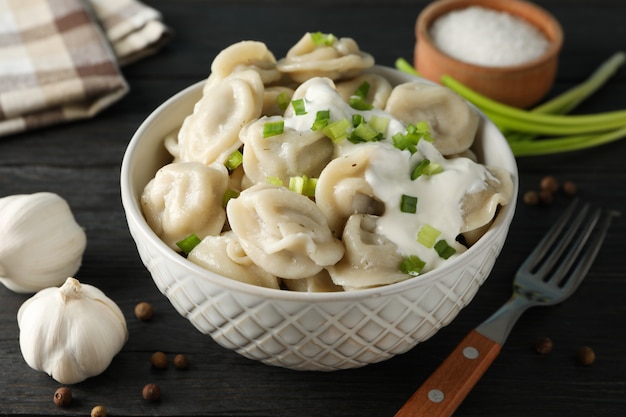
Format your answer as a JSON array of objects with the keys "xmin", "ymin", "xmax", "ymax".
[{"xmin": 394, "ymin": 330, "xmax": 502, "ymax": 417}]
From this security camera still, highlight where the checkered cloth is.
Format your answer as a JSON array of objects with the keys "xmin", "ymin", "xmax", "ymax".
[{"xmin": 0, "ymin": 0, "xmax": 172, "ymax": 137}]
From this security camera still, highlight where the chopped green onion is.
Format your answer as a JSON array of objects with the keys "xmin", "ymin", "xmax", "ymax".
[
  {"xmin": 349, "ymin": 122, "xmax": 383, "ymax": 143},
  {"xmin": 176, "ymin": 234, "xmax": 201, "ymax": 255},
  {"xmin": 400, "ymin": 194, "xmax": 418, "ymax": 214},
  {"xmin": 349, "ymin": 81, "xmax": 373, "ymax": 110},
  {"xmin": 276, "ymin": 91, "xmax": 289, "ymax": 112},
  {"xmin": 392, "ymin": 123, "xmax": 431, "ymax": 153},
  {"xmin": 302, "ymin": 177, "xmax": 317, "ymax": 197},
  {"xmin": 311, "ymin": 32, "xmax": 336, "ymax": 47},
  {"xmin": 400, "ymin": 255, "xmax": 426, "ymax": 276},
  {"xmin": 411, "ymin": 159, "xmax": 431, "ymax": 180},
  {"xmin": 225, "ymin": 149, "xmax": 243, "ymax": 170},
  {"xmin": 263, "ymin": 120, "xmax": 285, "ymax": 138},
  {"xmin": 352, "ymin": 113, "xmax": 365, "ymax": 127},
  {"xmin": 369, "ymin": 115, "xmax": 389, "ymax": 133},
  {"xmin": 288, "ymin": 175, "xmax": 318, "ymax": 197},
  {"xmin": 424, "ymin": 162, "xmax": 443, "ymax": 175},
  {"xmin": 289, "ymin": 176, "xmax": 305, "ymax": 194},
  {"xmin": 434, "ymin": 240, "xmax": 457, "ymax": 260},
  {"xmin": 414, "ymin": 121, "xmax": 434, "ymax": 142},
  {"xmin": 266, "ymin": 176, "xmax": 283, "ymax": 186},
  {"xmin": 291, "ymin": 98, "xmax": 307, "ymax": 115},
  {"xmin": 222, "ymin": 188, "xmax": 240, "ymax": 207},
  {"xmin": 323, "ymin": 118, "xmax": 351, "ymax": 143},
  {"xmin": 417, "ymin": 224, "xmax": 441, "ymax": 248},
  {"xmin": 312, "ymin": 109, "xmax": 331, "ymax": 131}
]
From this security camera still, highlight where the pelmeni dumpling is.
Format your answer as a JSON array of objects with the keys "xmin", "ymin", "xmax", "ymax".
[
  {"xmin": 315, "ymin": 145, "xmax": 385, "ymax": 237},
  {"xmin": 227, "ymin": 184, "xmax": 345, "ymax": 279},
  {"xmin": 384, "ymin": 82, "xmax": 480, "ymax": 156},
  {"xmin": 276, "ymin": 32, "xmax": 374, "ymax": 83},
  {"xmin": 203, "ymin": 40, "xmax": 282, "ymax": 93},
  {"xmin": 240, "ymin": 116, "xmax": 334, "ymax": 186},
  {"xmin": 141, "ymin": 162, "xmax": 229, "ymax": 249},
  {"xmin": 187, "ymin": 231, "xmax": 280, "ymax": 289},
  {"xmin": 327, "ymin": 214, "xmax": 407, "ymax": 290},
  {"xmin": 178, "ymin": 70, "xmax": 264, "ymax": 166},
  {"xmin": 335, "ymin": 73, "xmax": 393, "ymax": 109},
  {"xmin": 460, "ymin": 166, "xmax": 514, "ymax": 245}
]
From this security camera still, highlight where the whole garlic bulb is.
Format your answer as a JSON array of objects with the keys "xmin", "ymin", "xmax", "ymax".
[
  {"xmin": 0, "ymin": 192, "xmax": 87, "ymax": 293},
  {"xmin": 17, "ymin": 277, "xmax": 128, "ymax": 384}
]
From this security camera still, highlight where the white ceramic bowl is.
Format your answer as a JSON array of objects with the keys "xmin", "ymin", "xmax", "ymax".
[{"xmin": 120, "ymin": 66, "xmax": 519, "ymax": 371}]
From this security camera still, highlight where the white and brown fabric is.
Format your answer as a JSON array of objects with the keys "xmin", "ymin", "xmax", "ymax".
[{"xmin": 0, "ymin": 0, "xmax": 172, "ymax": 137}]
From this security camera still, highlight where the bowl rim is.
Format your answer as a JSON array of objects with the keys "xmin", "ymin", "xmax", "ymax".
[
  {"xmin": 416, "ymin": 0, "xmax": 564, "ymax": 74},
  {"xmin": 120, "ymin": 65, "xmax": 519, "ymax": 303}
]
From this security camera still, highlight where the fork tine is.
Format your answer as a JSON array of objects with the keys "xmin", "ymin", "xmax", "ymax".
[
  {"xmin": 559, "ymin": 208, "xmax": 620, "ymax": 293},
  {"xmin": 519, "ymin": 198, "xmax": 583, "ymax": 274},
  {"xmin": 545, "ymin": 206, "xmax": 600, "ymax": 286}
]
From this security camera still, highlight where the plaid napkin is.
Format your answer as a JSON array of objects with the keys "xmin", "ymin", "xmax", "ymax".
[{"xmin": 0, "ymin": 0, "xmax": 172, "ymax": 137}]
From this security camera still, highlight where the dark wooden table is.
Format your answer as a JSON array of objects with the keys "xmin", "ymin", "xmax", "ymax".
[{"xmin": 1, "ymin": 1, "xmax": 625, "ymax": 416}]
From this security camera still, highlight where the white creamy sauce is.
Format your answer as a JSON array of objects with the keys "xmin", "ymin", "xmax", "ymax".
[{"xmin": 279, "ymin": 78, "xmax": 492, "ymax": 273}]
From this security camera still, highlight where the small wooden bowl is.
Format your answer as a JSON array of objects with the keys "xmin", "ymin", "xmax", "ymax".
[{"xmin": 415, "ymin": 0, "xmax": 563, "ymax": 108}]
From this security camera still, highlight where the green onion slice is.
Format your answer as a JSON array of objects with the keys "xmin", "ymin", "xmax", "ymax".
[
  {"xmin": 176, "ymin": 234, "xmax": 201, "ymax": 255},
  {"xmin": 291, "ymin": 98, "xmax": 307, "ymax": 116},
  {"xmin": 263, "ymin": 120, "xmax": 285, "ymax": 138},
  {"xmin": 311, "ymin": 32, "xmax": 336, "ymax": 47},
  {"xmin": 434, "ymin": 239, "xmax": 457, "ymax": 259},
  {"xmin": 225, "ymin": 150, "xmax": 243, "ymax": 170},
  {"xmin": 400, "ymin": 255, "xmax": 426, "ymax": 276},
  {"xmin": 288, "ymin": 175, "xmax": 318, "ymax": 197},
  {"xmin": 411, "ymin": 159, "xmax": 431, "ymax": 180},
  {"xmin": 417, "ymin": 224, "xmax": 441, "ymax": 248},
  {"xmin": 349, "ymin": 122, "xmax": 383, "ymax": 143},
  {"xmin": 400, "ymin": 194, "xmax": 418, "ymax": 214},
  {"xmin": 276, "ymin": 92, "xmax": 289, "ymax": 112},
  {"xmin": 323, "ymin": 118, "xmax": 351, "ymax": 143},
  {"xmin": 312, "ymin": 109, "xmax": 331, "ymax": 131},
  {"xmin": 369, "ymin": 115, "xmax": 389, "ymax": 133},
  {"xmin": 266, "ymin": 176, "xmax": 284, "ymax": 186}
]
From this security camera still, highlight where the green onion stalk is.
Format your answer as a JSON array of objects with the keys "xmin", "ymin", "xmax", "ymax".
[{"xmin": 395, "ymin": 52, "xmax": 626, "ymax": 157}]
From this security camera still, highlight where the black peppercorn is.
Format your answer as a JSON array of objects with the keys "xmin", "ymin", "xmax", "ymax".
[
  {"xmin": 53, "ymin": 387, "xmax": 72, "ymax": 407},
  {"xmin": 142, "ymin": 383, "xmax": 161, "ymax": 401}
]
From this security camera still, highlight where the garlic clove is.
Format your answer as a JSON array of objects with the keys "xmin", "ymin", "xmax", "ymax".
[
  {"xmin": 17, "ymin": 277, "xmax": 128, "ymax": 384},
  {"xmin": 0, "ymin": 192, "xmax": 87, "ymax": 293}
]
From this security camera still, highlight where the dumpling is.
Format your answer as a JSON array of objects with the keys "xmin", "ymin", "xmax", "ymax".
[
  {"xmin": 335, "ymin": 73, "xmax": 393, "ymax": 109},
  {"xmin": 203, "ymin": 40, "xmax": 282, "ymax": 93},
  {"xmin": 141, "ymin": 161, "xmax": 229, "ymax": 249},
  {"xmin": 276, "ymin": 32, "xmax": 374, "ymax": 83},
  {"xmin": 239, "ymin": 115, "xmax": 334, "ymax": 186},
  {"xmin": 187, "ymin": 231, "xmax": 280, "ymax": 289},
  {"xmin": 384, "ymin": 82, "xmax": 480, "ymax": 156},
  {"xmin": 226, "ymin": 184, "xmax": 345, "ymax": 279},
  {"xmin": 178, "ymin": 69, "xmax": 264, "ymax": 166},
  {"xmin": 460, "ymin": 165, "xmax": 514, "ymax": 245},
  {"xmin": 315, "ymin": 145, "xmax": 385, "ymax": 237},
  {"xmin": 327, "ymin": 214, "xmax": 408, "ymax": 290}
]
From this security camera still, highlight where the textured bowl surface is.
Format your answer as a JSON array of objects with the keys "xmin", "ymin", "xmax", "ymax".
[
  {"xmin": 120, "ymin": 66, "xmax": 519, "ymax": 371},
  {"xmin": 415, "ymin": 0, "xmax": 563, "ymax": 108}
]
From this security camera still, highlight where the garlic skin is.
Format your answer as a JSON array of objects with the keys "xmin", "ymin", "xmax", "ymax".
[
  {"xmin": 17, "ymin": 277, "xmax": 128, "ymax": 384},
  {"xmin": 0, "ymin": 192, "xmax": 87, "ymax": 293}
]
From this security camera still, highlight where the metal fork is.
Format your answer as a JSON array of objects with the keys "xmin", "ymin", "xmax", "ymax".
[{"xmin": 395, "ymin": 199, "xmax": 619, "ymax": 417}]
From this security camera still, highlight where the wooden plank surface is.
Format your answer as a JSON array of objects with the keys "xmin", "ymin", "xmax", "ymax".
[{"xmin": 1, "ymin": 1, "xmax": 625, "ymax": 416}]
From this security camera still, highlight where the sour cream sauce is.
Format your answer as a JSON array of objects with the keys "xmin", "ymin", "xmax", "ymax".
[{"xmin": 281, "ymin": 77, "xmax": 491, "ymax": 273}]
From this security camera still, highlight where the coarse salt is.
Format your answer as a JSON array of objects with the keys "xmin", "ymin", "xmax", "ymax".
[{"xmin": 429, "ymin": 6, "xmax": 551, "ymax": 67}]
